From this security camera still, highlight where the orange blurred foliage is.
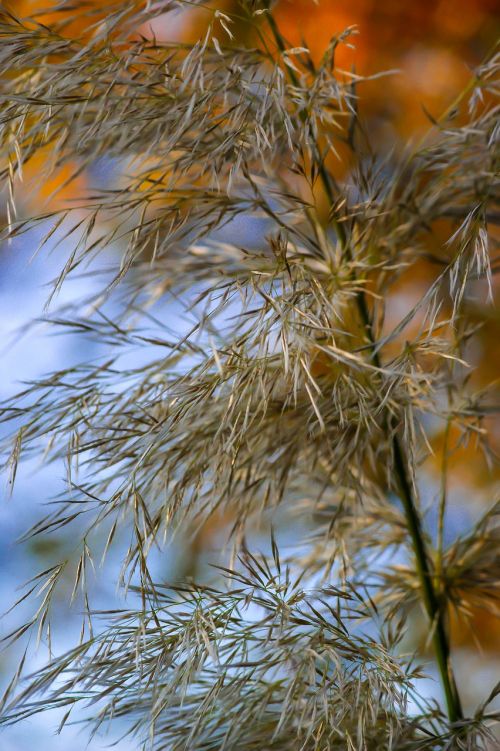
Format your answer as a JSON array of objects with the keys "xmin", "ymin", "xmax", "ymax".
[
  {"xmin": 274, "ymin": 0, "xmax": 499, "ymax": 136},
  {"xmin": 450, "ymin": 603, "xmax": 499, "ymax": 652},
  {"xmin": 10, "ymin": 0, "xmax": 142, "ymax": 39},
  {"xmin": 5, "ymin": 0, "xmax": 225, "ymax": 207},
  {"xmin": 9, "ymin": 0, "xmax": 499, "ymax": 206}
]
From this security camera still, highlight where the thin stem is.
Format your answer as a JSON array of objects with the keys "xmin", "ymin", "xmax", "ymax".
[
  {"xmin": 265, "ymin": 12, "xmax": 463, "ymax": 724},
  {"xmin": 393, "ymin": 427, "xmax": 463, "ymax": 723},
  {"xmin": 352, "ymin": 251, "xmax": 463, "ymax": 724}
]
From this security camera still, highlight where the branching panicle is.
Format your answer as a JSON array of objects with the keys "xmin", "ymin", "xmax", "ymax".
[{"xmin": 0, "ymin": 2, "xmax": 498, "ymax": 749}]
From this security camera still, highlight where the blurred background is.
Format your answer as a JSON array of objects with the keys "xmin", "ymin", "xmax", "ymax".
[{"xmin": 1, "ymin": 1, "xmax": 499, "ymax": 748}]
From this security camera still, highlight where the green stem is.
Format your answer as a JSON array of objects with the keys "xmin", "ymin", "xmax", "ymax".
[
  {"xmin": 348, "ymin": 164, "xmax": 463, "ymax": 729},
  {"xmin": 357, "ymin": 270, "xmax": 463, "ymax": 725},
  {"xmin": 392, "ymin": 432, "xmax": 462, "ymax": 723},
  {"xmin": 265, "ymin": 12, "xmax": 463, "ymax": 724},
  {"xmin": 351, "ymin": 226, "xmax": 463, "ymax": 726}
]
